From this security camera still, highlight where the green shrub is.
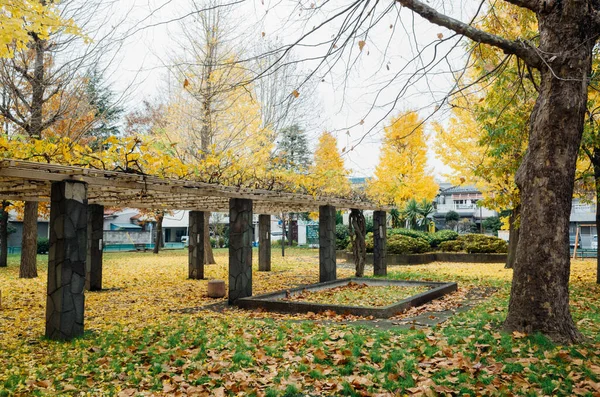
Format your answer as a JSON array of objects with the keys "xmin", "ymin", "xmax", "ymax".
[
  {"xmin": 388, "ymin": 228, "xmax": 432, "ymax": 244},
  {"xmin": 335, "ymin": 224, "xmax": 350, "ymax": 250},
  {"xmin": 387, "ymin": 235, "xmax": 430, "ymax": 254},
  {"xmin": 439, "ymin": 240, "xmax": 464, "ymax": 252},
  {"xmin": 429, "ymin": 230, "xmax": 459, "ymax": 248},
  {"xmin": 365, "ymin": 232, "xmax": 374, "ymax": 253},
  {"xmin": 438, "ymin": 234, "xmax": 508, "ymax": 253},
  {"xmin": 37, "ymin": 238, "xmax": 49, "ymax": 254}
]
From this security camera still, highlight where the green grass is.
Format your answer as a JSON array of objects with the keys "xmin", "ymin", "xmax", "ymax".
[{"xmin": 2, "ymin": 250, "xmax": 600, "ymax": 395}]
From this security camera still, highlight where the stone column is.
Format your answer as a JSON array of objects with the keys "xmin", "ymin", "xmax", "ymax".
[
  {"xmin": 46, "ymin": 181, "xmax": 88, "ymax": 340},
  {"xmin": 373, "ymin": 210, "xmax": 387, "ymax": 276},
  {"xmin": 258, "ymin": 214, "xmax": 271, "ymax": 271},
  {"xmin": 86, "ymin": 204, "xmax": 104, "ymax": 291},
  {"xmin": 188, "ymin": 211, "xmax": 205, "ymax": 279},
  {"xmin": 229, "ymin": 198, "xmax": 253, "ymax": 304},
  {"xmin": 319, "ymin": 205, "xmax": 336, "ymax": 282}
]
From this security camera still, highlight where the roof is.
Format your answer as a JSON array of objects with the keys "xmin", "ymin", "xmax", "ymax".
[
  {"xmin": 0, "ymin": 160, "xmax": 388, "ymax": 214},
  {"xmin": 439, "ymin": 184, "xmax": 481, "ymax": 195},
  {"xmin": 111, "ymin": 223, "xmax": 142, "ymax": 230}
]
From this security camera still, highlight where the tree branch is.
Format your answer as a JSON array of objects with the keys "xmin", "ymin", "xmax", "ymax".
[
  {"xmin": 396, "ymin": 0, "xmax": 542, "ymax": 69},
  {"xmin": 503, "ymin": 0, "xmax": 540, "ymax": 12}
]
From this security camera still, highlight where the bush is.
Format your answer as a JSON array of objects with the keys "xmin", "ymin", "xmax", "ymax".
[
  {"xmin": 388, "ymin": 228, "xmax": 432, "ymax": 244},
  {"xmin": 335, "ymin": 224, "xmax": 350, "ymax": 250},
  {"xmin": 37, "ymin": 238, "xmax": 49, "ymax": 254},
  {"xmin": 439, "ymin": 240, "xmax": 463, "ymax": 252},
  {"xmin": 438, "ymin": 234, "xmax": 507, "ymax": 253},
  {"xmin": 387, "ymin": 235, "xmax": 430, "ymax": 254},
  {"xmin": 365, "ymin": 232, "xmax": 374, "ymax": 253},
  {"xmin": 429, "ymin": 230, "xmax": 459, "ymax": 248}
]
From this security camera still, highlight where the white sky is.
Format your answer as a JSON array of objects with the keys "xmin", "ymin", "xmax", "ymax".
[{"xmin": 99, "ymin": 0, "xmax": 475, "ymax": 180}]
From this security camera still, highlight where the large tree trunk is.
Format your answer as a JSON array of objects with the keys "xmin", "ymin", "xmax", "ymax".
[
  {"xmin": 505, "ymin": 204, "xmax": 520, "ymax": 269},
  {"xmin": 0, "ymin": 201, "xmax": 8, "ymax": 267},
  {"xmin": 19, "ymin": 201, "xmax": 38, "ymax": 278},
  {"xmin": 204, "ymin": 212, "xmax": 216, "ymax": 264},
  {"xmin": 153, "ymin": 212, "xmax": 164, "ymax": 254},
  {"xmin": 503, "ymin": 7, "xmax": 594, "ymax": 344}
]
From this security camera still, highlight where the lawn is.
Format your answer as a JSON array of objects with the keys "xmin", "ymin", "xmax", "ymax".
[{"xmin": 1, "ymin": 248, "xmax": 600, "ymax": 396}]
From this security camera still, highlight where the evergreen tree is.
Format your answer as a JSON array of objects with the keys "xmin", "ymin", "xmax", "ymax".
[
  {"xmin": 275, "ymin": 124, "xmax": 311, "ymax": 172},
  {"xmin": 86, "ymin": 68, "xmax": 123, "ymax": 148}
]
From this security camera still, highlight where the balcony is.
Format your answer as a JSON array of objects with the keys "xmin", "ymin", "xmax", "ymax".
[
  {"xmin": 572, "ymin": 204, "xmax": 595, "ymax": 214},
  {"xmin": 435, "ymin": 203, "xmax": 496, "ymax": 218}
]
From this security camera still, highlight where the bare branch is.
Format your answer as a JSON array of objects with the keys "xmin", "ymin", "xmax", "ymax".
[{"xmin": 396, "ymin": 0, "xmax": 542, "ymax": 69}]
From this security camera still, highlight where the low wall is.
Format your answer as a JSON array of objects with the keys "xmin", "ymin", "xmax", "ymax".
[
  {"xmin": 339, "ymin": 251, "xmax": 507, "ymax": 265},
  {"xmin": 103, "ymin": 231, "xmax": 152, "ymax": 245}
]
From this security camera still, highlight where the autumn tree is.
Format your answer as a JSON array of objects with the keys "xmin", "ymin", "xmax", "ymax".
[
  {"xmin": 368, "ymin": 110, "xmax": 438, "ymax": 207},
  {"xmin": 0, "ymin": 0, "xmax": 79, "ymax": 58},
  {"xmin": 255, "ymin": 0, "xmax": 600, "ymax": 343},
  {"xmin": 310, "ymin": 132, "xmax": 351, "ymax": 196}
]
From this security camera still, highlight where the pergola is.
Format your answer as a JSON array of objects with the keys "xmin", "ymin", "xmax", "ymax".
[{"xmin": 0, "ymin": 159, "xmax": 389, "ymax": 340}]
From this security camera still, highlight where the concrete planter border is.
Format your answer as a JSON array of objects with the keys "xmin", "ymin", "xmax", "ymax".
[
  {"xmin": 235, "ymin": 278, "xmax": 457, "ymax": 318},
  {"xmin": 337, "ymin": 251, "xmax": 507, "ymax": 265}
]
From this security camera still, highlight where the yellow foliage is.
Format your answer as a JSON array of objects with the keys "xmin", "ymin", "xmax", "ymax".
[
  {"xmin": 309, "ymin": 132, "xmax": 351, "ymax": 196},
  {"xmin": 0, "ymin": 0, "xmax": 81, "ymax": 58},
  {"xmin": 369, "ymin": 110, "xmax": 438, "ymax": 206}
]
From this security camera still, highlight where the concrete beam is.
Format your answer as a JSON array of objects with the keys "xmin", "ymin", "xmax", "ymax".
[
  {"xmin": 258, "ymin": 214, "xmax": 271, "ymax": 271},
  {"xmin": 46, "ymin": 181, "xmax": 87, "ymax": 340},
  {"xmin": 373, "ymin": 210, "xmax": 387, "ymax": 276},
  {"xmin": 229, "ymin": 198, "xmax": 253, "ymax": 304},
  {"xmin": 319, "ymin": 205, "xmax": 336, "ymax": 282},
  {"xmin": 86, "ymin": 204, "xmax": 103, "ymax": 291},
  {"xmin": 188, "ymin": 211, "xmax": 205, "ymax": 279}
]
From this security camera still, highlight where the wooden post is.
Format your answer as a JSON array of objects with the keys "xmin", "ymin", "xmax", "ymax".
[
  {"xmin": 229, "ymin": 199, "xmax": 253, "ymax": 304},
  {"xmin": 189, "ymin": 211, "xmax": 205, "ymax": 279},
  {"xmin": 258, "ymin": 214, "xmax": 271, "ymax": 271},
  {"xmin": 319, "ymin": 205, "xmax": 336, "ymax": 282},
  {"xmin": 86, "ymin": 204, "xmax": 104, "ymax": 291},
  {"xmin": 46, "ymin": 181, "xmax": 87, "ymax": 340},
  {"xmin": 373, "ymin": 210, "xmax": 387, "ymax": 276},
  {"xmin": 573, "ymin": 226, "xmax": 580, "ymax": 260}
]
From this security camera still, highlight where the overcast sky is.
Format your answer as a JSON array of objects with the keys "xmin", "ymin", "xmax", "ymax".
[{"xmin": 100, "ymin": 0, "xmax": 475, "ymax": 180}]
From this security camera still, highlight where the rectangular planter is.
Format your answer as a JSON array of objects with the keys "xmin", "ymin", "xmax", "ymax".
[{"xmin": 235, "ymin": 278, "xmax": 458, "ymax": 318}]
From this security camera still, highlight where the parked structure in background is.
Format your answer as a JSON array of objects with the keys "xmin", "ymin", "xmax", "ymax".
[
  {"xmin": 569, "ymin": 199, "xmax": 597, "ymax": 250},
  {"xmin": 433, "ymin": 183, "xmax": 497, "ymax": 231}
]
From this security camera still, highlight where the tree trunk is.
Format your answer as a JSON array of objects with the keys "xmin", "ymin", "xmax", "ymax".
[
  {"xmin": 349, "ymin": 209, "xmax": 366, "ymax": 277},
  {"xmin": 0, "ymin": 201, "xmax": 8, "ymax": 267},
  {"xmin": 19, "ymin": 201, "xmax": 38, "ymax": 278},
  {"xmin": 153, "ymin": 212, "xmax": 164, "ymax": 254},
  {"xmin": 505, "ymin": 204, "xmax": 520, "ymax": 269},
  {"xmin": 503, "ymin": 8, "xmax": 595, "ymax": 344}
]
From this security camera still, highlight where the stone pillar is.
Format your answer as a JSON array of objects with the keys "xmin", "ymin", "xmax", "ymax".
[
  {"xmin": 229, "ymin": 198, "xmax": 253, "ymax": 304},
  {"xmin": 46, "ymin": 181, "xmax": 87, "ymax": 340},
  {"xmin": 188, "ymin": 211, "xmax": 205, "ymax": 280},
  {"xmin": 258, "ymin": 214, "xmax": 271, "ymax": 271},
  {"xmin": 319, "ymin": 205, "xmax": 336, "ymax": 283},
  {"xmin": 373, "ymin": 210, "xmax": 387, "ymax": 276},
  {"xmin": 86, "ymin": 204, "xmax": 104, "ymax": 291}
]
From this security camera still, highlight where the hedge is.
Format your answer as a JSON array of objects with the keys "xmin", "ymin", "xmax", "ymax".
[{"xmin": 366, "ymin": 231, "xmax": 506, "ymax": 254}]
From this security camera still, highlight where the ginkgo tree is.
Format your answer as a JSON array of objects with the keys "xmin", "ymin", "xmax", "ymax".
[
  {"xmin": 0, "ymin": 0, "xmax": 80, "ymax": 58},
  {"xmin": 368, "ymin": 110, "xmax": 438, "ymax": 207},
  {"xmin": 309, "ymin": 131, "xmax": 351, "ymax": 197}
]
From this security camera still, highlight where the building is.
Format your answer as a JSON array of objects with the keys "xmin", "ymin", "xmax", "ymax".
[
  {"xmin": 570, "ymin": 199, "xmax": 597, "ymax": 248},
  {"xmin": 433, "ymin": 183, "xmax": 498, "ymax": 230}
]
